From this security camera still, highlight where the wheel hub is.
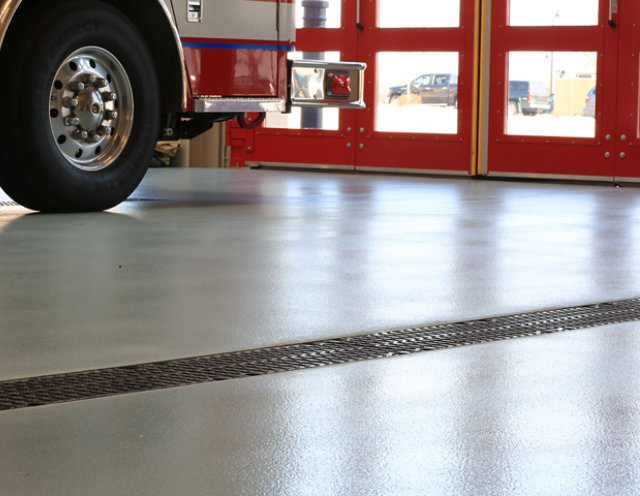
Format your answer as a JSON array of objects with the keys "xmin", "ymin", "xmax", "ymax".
[
  {"xmin": 75, "ymin": 89, "xmax": 106, "ymax": 132},
  {"xmin": 49, "ymin": 46, "xmax": 133, "ymax": 171}
]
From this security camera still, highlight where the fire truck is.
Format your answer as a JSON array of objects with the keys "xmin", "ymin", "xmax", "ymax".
[{"xmin": 0, "ymin": 0, "xmax": 364, "ymax": 211}]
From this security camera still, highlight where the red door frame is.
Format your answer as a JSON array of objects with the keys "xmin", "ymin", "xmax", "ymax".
[
  {"xmin": 614, "ymin": 0, "xmax": 640, "ymax": 181},
  {"xmin": 229, "ymin": 0, "xmax": 640, "ymax": 182},
  {"xmin": 229, "ymin": 9, "xmax": 356, "ymax": 170},
  {"xmin": 485, "ymin": 0, "xmax": 639, "ymax": 181},
  {"xmin": 229, "ymin": 0, "xmax": 477, "ymax": 174},
  {"xmin": 354, "ymin": 0, "xmax": 476, "ymax": 173}
]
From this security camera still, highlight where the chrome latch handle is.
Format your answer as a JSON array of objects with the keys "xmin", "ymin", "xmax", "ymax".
[
  {"xmin": 609, "ymin": 0, "xmax": 618, "ymax": 27},
  {"xmin": 356, "ymin": 0, "xmax": 364, "ymax": 30}
]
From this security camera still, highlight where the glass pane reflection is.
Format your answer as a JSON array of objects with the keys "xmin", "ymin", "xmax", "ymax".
[
  {"xmin": 506, "ymin": 51, "xmax": 596, "ymax": 138},
  {"xmin": 378, "ymin": 0, "xmax": 460, "ymax": 28},
  {"xmin": 509, "ymin": 0, "xmax": 598, "ymax": 26},
  {"xmin": 376, "ymin": 52, "xmax": 459, "ymax": 134}
]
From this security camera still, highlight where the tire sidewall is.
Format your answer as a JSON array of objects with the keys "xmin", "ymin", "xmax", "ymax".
[{"xmin": 18, "ymin": 2, "xmax": 159, "ymax": 210}]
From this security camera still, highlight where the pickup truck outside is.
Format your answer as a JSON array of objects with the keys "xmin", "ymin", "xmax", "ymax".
[
  {"xmin": 388, "ymin": 73, "xmax": 458, "ymax": 107},
  {"xmin": 507, "ymin": 80, "xmax": 551, "ymax": 115}
]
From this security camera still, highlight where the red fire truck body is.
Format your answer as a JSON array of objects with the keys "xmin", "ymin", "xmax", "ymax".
[{"xmin": 0, "ymin": 0, "xmax": 364, "ymax": 211}]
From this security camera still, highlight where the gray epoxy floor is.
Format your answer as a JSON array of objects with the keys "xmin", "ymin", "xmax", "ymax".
[{"xmin": 1, "ymin": 169, "xmax": 640, "ymax": 495}]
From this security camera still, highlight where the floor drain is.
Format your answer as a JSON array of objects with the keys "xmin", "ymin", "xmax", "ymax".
[
  {"xmin": 2, "ymin": 298, "xmax": 640, "ymax": 411},
  {"xmin": 0, "ymin": 198, "xmax": 162, "ymax": 209}
]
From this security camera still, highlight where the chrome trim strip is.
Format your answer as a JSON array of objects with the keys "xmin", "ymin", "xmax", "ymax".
[
  {"xmin": 193, "ymin": 97, "xmax": 286, "ymax": 113},
  {"xmin": 247, "ymin": 161, "xmax": 355, "ymax": 171},
  {"xmin": 248, "ymin": 163, "xmax": 470, "ymax": 176},
  {"xmin": 614, "ymin": 176, "xmax": 640, "ymax": 184},
  {"xmin": 356, "ymin": 166, "xmax": 469, "ymax": 176},
  {"xmin": 0, "ymin": 0, "xmax": 21, "ymax": 47},
  {"xmin": 157, "ymin": 0, "xmax": 189, "ymax": 110},
  {"xmin": 291, "ymin": 60, "xmax": 367, "ymax": 73},
  {"xmin": 487, "ymin": 171, "xmax": 613, "ymax": 182}
]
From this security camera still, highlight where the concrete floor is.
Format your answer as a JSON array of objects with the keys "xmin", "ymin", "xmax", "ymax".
[{"xmin": 1, "ymin": 168, "xmax": 640, "ymax": 495}]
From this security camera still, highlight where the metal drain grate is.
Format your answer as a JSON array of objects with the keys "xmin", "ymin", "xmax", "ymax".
[
  {"xmin": 0, "ymin": 198, "xmax": 162, "ymax": 208},
  {"xmin": 2, "ymin": 298, "xmax": 640, "ymax": 411}
]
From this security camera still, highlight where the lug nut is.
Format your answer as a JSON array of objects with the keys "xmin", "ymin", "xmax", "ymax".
[
  {"xmin": 82, "ymin": 74, "xmax": 97, "ymax": 85},
  {"xmin": 102, "ymin": 91, "xmax": 117, "ymax": 102},
  {"xmin": 104, "ymin": 109, "xmax": 118, "ymax": 120},
  {"xmin": 63, "ymin": 116, "xmax": 80, "ymax": 126},
  {"xmin": 89, "ymin": 133, "xmax": 102, "ymax": 143},
  {"xmin": 95, "ymin": 77, "xmax": 108, "ymax": 88},
  {"xmin": 62, "ymin": 97, "xmax": 79, "ymax": 108},
  {"xmin": 73, "ymin": 129, "xmax": 88, "ymax": 140},
  {"xmin": 68, "ymin": 81, "xmax": 85, "ymax": 92},
  {"xmin": 97, "ymin": 125, "xmax": 111, "ymax": 136}
]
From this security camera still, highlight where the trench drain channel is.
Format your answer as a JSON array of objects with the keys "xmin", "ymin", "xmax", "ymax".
[
  {"xmin": 2, "ymin": 298, "xmax": 640, "ymax": 411},
  {"xmin": 0, "ymin": 198, "xmax": 162, "ymax": 209}
]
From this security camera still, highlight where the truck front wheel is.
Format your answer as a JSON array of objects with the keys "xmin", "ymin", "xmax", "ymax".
[{"xmin": 0, "ymin": 0, "xmax": 159, "ymax": 211}]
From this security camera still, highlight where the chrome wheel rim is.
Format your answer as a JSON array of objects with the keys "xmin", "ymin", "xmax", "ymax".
[{"xmin": 48, "ymin": 46, "xmax": 134, "ymax": 172}]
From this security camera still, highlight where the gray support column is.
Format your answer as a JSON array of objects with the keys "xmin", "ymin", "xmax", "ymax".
[{"xmin": 301, "ymin": 0, "xmax": 328, "ymax": 129}]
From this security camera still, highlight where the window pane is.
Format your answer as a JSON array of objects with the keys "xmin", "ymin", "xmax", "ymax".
[
  {"xmin": 378, "ymin": 0, "xmax": 460, "ymax": 28},
  {"xmin": 295, "ymin": 0, "xmax": 341, "ymax": 28},
  {"xmin": 509, "ymin": 0, "xmax": 598, "ymax": 26},
  {"xmin": 376, "ymin": 52, "xmax": 459, "ymax": 134},
  {"xmin": 265, "ymin": 52, "xmax": 339, "ymax": 130},
  {"xmin": 506, "ymin": 51, "xmax": 597, "ymax": 138}
]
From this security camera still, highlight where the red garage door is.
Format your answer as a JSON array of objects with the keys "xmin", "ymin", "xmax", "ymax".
[
  {"xmin": 230, "ymin": 0, "xmax": 478, "ymax": 175},
  {"xmin": 485, "ymin": 0, "xmax": 640, "ymax": 182}
]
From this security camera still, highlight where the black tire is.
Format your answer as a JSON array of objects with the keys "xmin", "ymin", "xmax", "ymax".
[{"xmin": 0, "ymin": 0, "xmax": 159, "ymax": 212}]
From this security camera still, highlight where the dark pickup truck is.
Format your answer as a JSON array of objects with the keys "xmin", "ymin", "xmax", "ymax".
[
  {"xmin": 388, "ymin": 73, "xmax": 458, "ymax": 106},
  {"xmin": 508, "ymin": 80, "xmax": 551, "ymax": 115}
]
